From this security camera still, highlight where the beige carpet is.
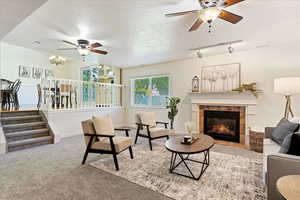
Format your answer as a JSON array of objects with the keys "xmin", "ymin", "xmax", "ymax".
[{"xmin": 90, "ymin": 144, "xmax": 266, "ymax": 200}]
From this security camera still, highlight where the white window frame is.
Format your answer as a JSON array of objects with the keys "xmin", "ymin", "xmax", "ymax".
[{"xmin": 130, "ymin": 75, "xmax": 171, "ymax": 108}]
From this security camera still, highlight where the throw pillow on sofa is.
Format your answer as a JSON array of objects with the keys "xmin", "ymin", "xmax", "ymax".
[
  {"xmin": 271, "ymin": 119, "xmax": 299, "ymax": 145},
  {"xmin": 279, "ymin": 133, "xmax": 294, "ymax": 154},
  {"xmin": 287, "ymin": 133, "xmax": 300, "ymax": 156}
]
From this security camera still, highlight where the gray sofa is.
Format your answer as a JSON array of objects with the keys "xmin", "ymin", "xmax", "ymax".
[{"xmin": 264, "ymin": 127, "xmax": 300, "ymax": 200}]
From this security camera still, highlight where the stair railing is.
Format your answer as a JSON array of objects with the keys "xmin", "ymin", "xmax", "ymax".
[{"xmin": 40, "ymin": 78, "xmax": 123, "ymax": 110}]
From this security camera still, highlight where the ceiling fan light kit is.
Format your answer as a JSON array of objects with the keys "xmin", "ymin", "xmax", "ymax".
[{"xmin": 165, "ymin": 0, "xmax": 244, "ymax": 33}]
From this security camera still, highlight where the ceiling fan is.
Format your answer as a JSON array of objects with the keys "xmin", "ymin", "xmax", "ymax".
[
  {"xmin": 165, "ymin": 0, "xmax": 245, "ymax": 32},
  {"xmin": 58, "ymin": 39, "xmax": 108, "ymax": 60}
]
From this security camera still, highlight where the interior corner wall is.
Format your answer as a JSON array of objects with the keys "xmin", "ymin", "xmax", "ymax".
[{"xmin": 122, "ymin": 43, "xmax": 300, "ymax": 132}]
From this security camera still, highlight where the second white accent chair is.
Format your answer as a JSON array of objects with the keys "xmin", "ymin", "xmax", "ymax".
[{"xmin": 135, "ymin": 112, "xmax": 175, "ymax": 151}]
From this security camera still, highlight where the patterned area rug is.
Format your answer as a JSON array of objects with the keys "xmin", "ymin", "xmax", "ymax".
[{"xmin": 90, "ymin": 144, "xmax": 265, "ymax": 200}]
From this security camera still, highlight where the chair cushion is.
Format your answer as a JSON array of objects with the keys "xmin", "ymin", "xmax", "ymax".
[
  {"xmin": 92, "ymin": 115, "xmax": 114, "ymax": 136},
  {"xmin": 148, "ymin": 127, "xmax": 175, "ymax": 138},
  {"xmin": 270, "ymin": 119, "xmax": 299, "ymax": 145},
  {"xmin": 92, "ymin": 136, "xmax": 133, "ymax": 152},
  {"xmin": 139, "ymin": 112, "xmax": 156, "ymax": 127}
]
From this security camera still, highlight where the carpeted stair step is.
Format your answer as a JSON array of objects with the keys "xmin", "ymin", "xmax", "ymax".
[
  {"xmin": 1, "ymin": 115, "xmax": 42, "ymax": 125},
  {"xmin": 7, "ymin": 136, "xmax": 53, "ymax": 152},
  {"xmin": 2, "ymin": 122, "xmax": 47, "ymax": 133},
  {"xmin": 1, "ymin": 110, "xmax": 39, "ymax": 118},
  {"xmin": 5, "ymin": 128, "xmax": 49, "ymax": 142}
]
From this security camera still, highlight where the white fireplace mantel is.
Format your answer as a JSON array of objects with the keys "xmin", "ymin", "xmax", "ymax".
[{"xmin": 191, "ymin": 98, "xmax": 257, "ymax": 106}]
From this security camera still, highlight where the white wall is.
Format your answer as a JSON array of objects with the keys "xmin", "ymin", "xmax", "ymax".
[
  {"xmin": 44, "ymin": 108, "xmax": 126, "ymax": 141},
  {"xmin": 122, "ymin": 43, "xmax": 300, "ymax": 132}
]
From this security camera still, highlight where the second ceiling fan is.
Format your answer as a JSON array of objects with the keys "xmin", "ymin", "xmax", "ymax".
[{"xmin": 165, "ymin": 0, "xmax": 245, "ymax": 32}]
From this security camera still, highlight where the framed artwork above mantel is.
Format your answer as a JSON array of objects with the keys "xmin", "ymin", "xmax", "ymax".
[{"xmin": 200, "ymin": 63, "xmax": 241, "ymax": 93}]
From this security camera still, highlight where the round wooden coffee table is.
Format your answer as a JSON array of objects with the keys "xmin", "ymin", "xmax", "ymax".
[{"xmin": 165, "ymin": 135, "xmax": 214, "ymax": 180}]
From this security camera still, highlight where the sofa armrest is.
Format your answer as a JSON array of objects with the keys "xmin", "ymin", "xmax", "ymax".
[
  {"xmin": 265, "ymin": 127, "xmax": 275, "ymax": 138},
  {"xmin": 267, "ymin": 154, "xmax": 300, "ymax": 200}
]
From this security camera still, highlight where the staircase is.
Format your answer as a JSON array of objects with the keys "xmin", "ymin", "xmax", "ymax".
[{"xmin": 1, "ymin": 110, "xmax": 54, "ymax": 152}]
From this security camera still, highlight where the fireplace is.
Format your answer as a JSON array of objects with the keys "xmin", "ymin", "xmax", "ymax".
[
  {"xmin": 198, "ymin": 105, "xmax": 246, "ymax": 144},
  {"xmin": 204, "ymin": 110, "xmax": 240, "ymax": 143}
]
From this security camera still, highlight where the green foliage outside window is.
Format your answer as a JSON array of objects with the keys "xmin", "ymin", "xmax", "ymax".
[{"xmin": 132, "ymin": 76, "xmax": 170, "ymax": 107}]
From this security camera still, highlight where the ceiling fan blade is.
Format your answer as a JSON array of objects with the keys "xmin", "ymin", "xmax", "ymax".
[
  {"xmin": 165, "ymin": 10, "xmax": 199, "ymax": 17},
  {"xmin": 90, "ymin": 42, "xmax": 102, "ymax": 49},
  {"xmin": 218, "ymin": 10, "xmax": 243, "ymax": 24},
  {"xmin": 57, "ymin": 48, "xmax": 77, "ymax": 50},
  {"xmin": 189, "ymin": 18, "xmax": 203, "ymax": 32},
  {"xmin": 91, "ymin": 49, "xmax": 108, "ymax": 55},
  {"xmin": 224, "ymin": 0, "xmax": 245, "ymax": 7},
  {"xmin": 62, "ymin": 40, "xmax": 78, "ymax": 46}
]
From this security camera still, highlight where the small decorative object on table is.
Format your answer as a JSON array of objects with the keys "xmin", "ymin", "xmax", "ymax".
[
  {"xmin": 181, "ymin": 135, "xmax": 198, "ymax": 145},
  {"xmin": 249, "ymin": 127, "xmax": 264, "ymax": 153},
  {"xmin": 192, "ymin": 76, "xmax": 200, "ymax": 92}
]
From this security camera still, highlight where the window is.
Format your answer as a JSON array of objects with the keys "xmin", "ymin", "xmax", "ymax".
[{"xmin": 131, "ymin": 75, "xmax": 170, "ymax": 107}]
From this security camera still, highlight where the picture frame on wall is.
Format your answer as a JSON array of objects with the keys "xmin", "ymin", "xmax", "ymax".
[
  {"xmin": 32, "ymin": 68, "xmax": 43, "ymax": 79},
  {"xmin": 201, "ymin": 63, "xmax": 241, "ymax": 93},
  {"xmin": 19, "ymin": 65, "xmax": 31, "ymax": 78},
  {"xmin": 45, "ymin": 69, "xmax": 54, "ymax": 79}
]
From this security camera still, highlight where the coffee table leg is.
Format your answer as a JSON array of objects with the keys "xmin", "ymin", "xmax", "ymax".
[{"xmin": 168, "ymin": 150, "xmax": 210, "ymax": 180}]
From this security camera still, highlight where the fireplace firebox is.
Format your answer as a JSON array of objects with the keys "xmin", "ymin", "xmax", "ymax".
[{"xmin": 204, "ymin": 110, "xmax": 240, "ymax": 143}]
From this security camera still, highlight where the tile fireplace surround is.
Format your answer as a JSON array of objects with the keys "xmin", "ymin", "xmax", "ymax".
[{"xmin": 191, "ymin": 98, "xmax": 257, "ymax": 145}]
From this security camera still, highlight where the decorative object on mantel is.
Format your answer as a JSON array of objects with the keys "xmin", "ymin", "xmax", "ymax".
[
  {"xmin": 166, "ymin": 97, "xmax": 181, "ymax": 129},
  {"xmin": 19, "ymin": 65, "xmax": 31, "ymax": 78},
  {"xmin": 232, "ymin": 82, "xmax": 262, "ymax": 98},
  {"xmin": 49, "ymin": 55, "xmax": 66, "ymax": 66},
  {"xmin": 32, "ymin": 68, "xmax": 43, "ymax": 79},
  {"xmin": 192, "ymin": 76, "xmax": 200, "ymax": 92},
  {"xmin": 201, "ymin": 63, "xmax": 241, "ymax": 93},
  {"xmin": 274, "ymin": 77, "xmax": 300, "ymax": 119}
]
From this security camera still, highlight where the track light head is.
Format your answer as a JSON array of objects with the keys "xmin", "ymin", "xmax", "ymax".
[
  {"xmin": 196, "ymin": 50, "xmax": 203, "ymax": 58},
  {"xmin": 228, "ymin": 45, "xmax": 234, "ymax": 54}
]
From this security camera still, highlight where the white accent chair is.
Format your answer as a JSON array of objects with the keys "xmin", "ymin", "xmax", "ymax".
[
  {"xmin": 135, "ymin": 112, "xmax": 175, "ymax": 151},
  {"xmin": 81, "ymin": 115, "xmax": 134, "ymax": 170}
]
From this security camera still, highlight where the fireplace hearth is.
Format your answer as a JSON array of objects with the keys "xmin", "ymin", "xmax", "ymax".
[{"xmin": 204, "ymin": 110, "xmax": 240, "ymax": 143}]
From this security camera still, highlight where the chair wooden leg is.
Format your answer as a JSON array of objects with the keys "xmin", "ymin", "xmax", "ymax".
[
  {"xmin": 82, "ymin": 149, "xmax": 89, "ymax": 165},
  {"xmin": 129, "ymin": 146, "xmax": 134, "ymax": 159},
  {"xmin": 134, "ymin": 133, "xmax": 139, "ymax": 144},
  {"xmin": 112, "ymin": 153, "xmax": 119, "ymax": 171},
  {"xmin": 148, "ymin": 138, "xmax": 153, "ymax": 151}
]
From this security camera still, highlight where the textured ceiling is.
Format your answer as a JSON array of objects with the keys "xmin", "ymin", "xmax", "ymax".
[
  {"xmin": 0, "ymin": 0, "xmax": 48, "ymax": 39},
  {"xmin": 3, "ymin": 0, "xmax": 300, "ymax": 67}
]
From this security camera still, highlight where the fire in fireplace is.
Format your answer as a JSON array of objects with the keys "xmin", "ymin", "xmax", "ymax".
[{"xmin": 204, "ymin": 110, "xmax": 240, "ymax": 143}]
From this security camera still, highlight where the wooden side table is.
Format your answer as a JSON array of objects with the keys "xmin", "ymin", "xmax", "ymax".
[
  {"xmin": 277, "ymin": 175, "xmax": 300, "ymax": 200},
  {"xmin": 249, "ymin": 128, "xmax": 264, "ymax": 153}
]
